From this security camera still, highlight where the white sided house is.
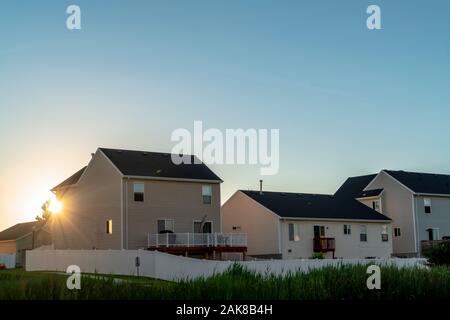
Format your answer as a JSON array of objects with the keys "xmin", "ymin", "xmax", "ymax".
[
  {"xmin": 335, "ymin": 170, "xmax": 450, "ymax": 257},
  {"xmin": 222, "ymin": 190, "xmax": 392, "ymax": 259}
]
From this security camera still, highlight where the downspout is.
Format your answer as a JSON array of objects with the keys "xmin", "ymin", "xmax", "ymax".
[{"xmin": 120, "ymin": 179, "xmax": 124, "ymax": 250}]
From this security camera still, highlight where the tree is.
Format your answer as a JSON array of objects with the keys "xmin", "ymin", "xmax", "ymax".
[{"xmin": 35, "ymin": 200, "xmax": 52, "ymax": 221}]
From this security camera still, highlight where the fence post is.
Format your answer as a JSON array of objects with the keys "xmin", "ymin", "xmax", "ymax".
[
  {"xmin": 147, "ymin": 233, "xmax": 150, "ymax": 248},
  {"xmin": 230, "ymin": 233, "xmax": 233, "ymax": 247},
  {"xmin": 156, "ymin": 234, "xmax": 158, "ymax": 247},
  {"xmin": 166, "ymin": 232, "xmax": 169, "ymax": 247},
  {"xmin": 187, "ymin": 233, "xmax": 190, "ymax": 247}
]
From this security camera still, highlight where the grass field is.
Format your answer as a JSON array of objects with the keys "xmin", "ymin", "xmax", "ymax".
[{"xmin": 0, "ymin": 264, "xmax": 449, "ymax": 300}]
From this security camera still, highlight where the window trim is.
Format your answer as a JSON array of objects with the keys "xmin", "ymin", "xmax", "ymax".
[
  {"xmin": 133, "ymin": 182, "xmax": 145, "ymax": 202},
  {"xmin": 288, "ymin": 223, "xmax": 300, "ymax": 242},
  {"xmin": 193, "ymin": 220, "xmax": 213, "ymax": 234},
  {"xmin": 424, "ymin": 198, "xmax": 432, "ymax": 214},
  {"xmin": 157, "ymin": 219, "xmax": 175, "ymax": 233},
  {"xmin": 343, "ymin": 224, "xmax": 351, "ymax": 235},
  {"xmin": 360, "ymin": 225, "xmax": 367, "ymax": 242},
  {"xmin": 202, "ymin": 185, "xmax": 213, "ymax": 205}
]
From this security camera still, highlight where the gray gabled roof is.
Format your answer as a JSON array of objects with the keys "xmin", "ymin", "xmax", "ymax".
[
  {"xmin": 100, "ymin": 148, "xmax": 222, "ymax": 182},
  {"xmin": 51, "ymin": 166, "xmax": 86, "ymax": 191},
  {"xmin": 241, "ymin": 190, "xmax": 391, "ymax": 221},
  {"xmin": 384, "ymin": 170, "xmax": 450, "ymax": 195},
  {"xmin": 334, "ymin": 174, "xmax": 377, "ymax": 198},
  {"xmin": 0, "ymin": 221, "xmax": 47, "ymax": 242}
]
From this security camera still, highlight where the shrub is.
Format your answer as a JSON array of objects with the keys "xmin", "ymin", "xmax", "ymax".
[
  {"xmin": 310, "ymin": 252, "xmax": 324, "ymax": 259},
  {"xmin": 424, "ymin": 241, "xmax": 450, "ymax": 266}
]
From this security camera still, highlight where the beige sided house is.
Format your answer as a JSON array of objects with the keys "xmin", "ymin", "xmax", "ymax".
[
  {"xmin": 222, "ymin": 190, "xmax": 392, "ymax": 259},
  {"xmin": 51, "ymin": 148, "xmax": 227, "ymax": 252}
]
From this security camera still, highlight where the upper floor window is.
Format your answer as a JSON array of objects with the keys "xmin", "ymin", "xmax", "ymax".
[
  {"xmin": 106, "ymin": 220, "xmax": 113, "ymax": 234},
  {"xmin": 394, "ymin": 227, "xmax": 401, "ymax": 237},
  {"xmin": 424, "ymin": 198, "xmax": 432, "ymax": 214},
  {"xmin": 157, "ymin": 219, "xmax": 174, "ymax": 233},
  {"xmin": 288, "ymin": 223, "xmax": 300, "ymax": 241},
  {"xmin": 133, "ymin": 182, "xmax": 144, "ymax": 202},
  {"xmin": 202, "ymin": 185, "xmax": 212, "ymax": 204},
  {"xmin": 344, "ymin": 224, "xmax": 351, "ymax": 235},
  {"xmin": 360, "ymin": 225, "xmax": 367, "ymax": 242},
  {"xmin": 372, "ymin": 200, "xmax": 380, "ymax": 211}
]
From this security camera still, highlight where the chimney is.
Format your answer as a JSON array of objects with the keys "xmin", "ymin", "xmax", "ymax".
[
  {"xmin": 91, "ymin": 153, "xmax": 95, "ymax": 158},
  {"xmin": 259, "ymin": 179, "xmax": 263, "ymax": 194}
]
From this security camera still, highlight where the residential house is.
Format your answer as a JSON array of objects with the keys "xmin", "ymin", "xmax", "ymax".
[
  {"xmin": 51, "ymin": 148, "xmax": 227, "ymax": 253},
  {"xmin": 336, "ymin": 170, "xmax": 450, "ymax": 257},
  {"xmin": 0, "ymin": 221, "xmax": 52, "ymax": 266},
  {"xmin": 221, "ymin": 190, "xmax": 392, "ymax": 259}
]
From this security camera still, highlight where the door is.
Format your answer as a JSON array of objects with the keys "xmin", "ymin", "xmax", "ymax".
[{"xmin": 314, "ymin": 225, "xmax": 325, "ymax": 238}]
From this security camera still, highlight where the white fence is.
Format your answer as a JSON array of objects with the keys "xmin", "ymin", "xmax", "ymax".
[
  {"xmin": 0, "ymin": 254, "xmax": 16, "ymax": 269},
  {"xmin": 26, "ymin": 250, "xmax": 427, "ymax": 281},
  {"xmin": 148, "ymin": 233, "xmax": 247, "ymax": 248}
]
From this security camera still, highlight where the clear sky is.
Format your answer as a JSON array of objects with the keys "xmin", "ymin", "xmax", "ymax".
[{"xmin": 1, "ymin": 0, "xmax": 449, "ymax": 230}]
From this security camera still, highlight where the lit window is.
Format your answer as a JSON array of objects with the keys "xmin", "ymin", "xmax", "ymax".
[
  {"xmin": 394, "ymin": 227, "xmax": 401, "ymax": 237},
  {"xmin": 288, "ymin": 223, "xmax": 300, "ymax": 242},
  {"xmin": 106, "ymin": 220, "xmax": 113, "ymax": 234},
  {"xmin": 360, "ymin": 225, "xmax": 367, "ymax": 242},
  {"xmin": 424, "ymin": 198, "xmax": 431, "ymax": 214},
  {"xmin": 133, "ymin": 182, "xmax": 144, "ymax": 202},
  {"xmin": 202, "ymin": 185, "xmax": 212, "ymax": 204},
  {"xmin": 157, "ymin": 219, "xmax": 174, "ymax": 233},
  {"xmin": 344, "ymin": 224, "xmax": 351, "ymax": 235}
]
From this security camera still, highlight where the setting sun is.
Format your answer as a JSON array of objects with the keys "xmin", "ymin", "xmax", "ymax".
[{"xmin": 48, "ymin": 196, "xmax": 63, "ymax": 214}]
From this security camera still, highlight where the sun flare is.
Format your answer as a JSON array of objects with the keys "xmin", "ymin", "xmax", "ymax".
[{"xmin": 48, "ymin": 196, "xmax": 63, "ymax": 214}]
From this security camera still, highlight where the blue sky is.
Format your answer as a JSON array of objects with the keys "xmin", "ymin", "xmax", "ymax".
[{"xmin": 0, "ymin": 0, "xmax": 449, "ymax": 229}]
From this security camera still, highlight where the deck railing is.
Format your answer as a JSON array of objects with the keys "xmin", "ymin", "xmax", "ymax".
[
  {"xmin": 313, "ymin": 237, "xmax": 336, "ymax": 252},
  {"xmin": 148, "ymin": 233, "xmax": 247, "ymax": 248}
]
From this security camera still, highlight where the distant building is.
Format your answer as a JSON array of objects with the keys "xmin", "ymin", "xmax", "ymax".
[
  {"xmin": 336, "ymin": 170, "xmax": 450, "ymax": 257},
  {"xmin": 0, "ymin": 221, "xmax": 52, "ymax": 266}
]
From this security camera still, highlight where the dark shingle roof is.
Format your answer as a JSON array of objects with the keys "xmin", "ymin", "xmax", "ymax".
[
  {"xmin": 0, "ymin": 221, "xmax": 46, "ymax": 242},
  {"xmin": 356, "ymin": 189, "xmax": 384, "ymax": 198},
  {"xmin": 51, "ymin": 167, "xmax": 86, "ymax": 191},
  {"xmin": 334, "ymin": 174, "xmax": 376, "ymax": 198},
  {"xmin": 241, "ymin": 190, "xmax": 390, "ymax": 221},
  {"xmin": 385, "ymin": 170, "xmax": 450, "ymax": 195},
  {"xmin": 100, "ymin": 148, "xmax": 222, "ymax": 182}
]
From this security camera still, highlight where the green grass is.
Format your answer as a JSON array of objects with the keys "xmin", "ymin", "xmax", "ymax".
[{"xmin": 0, "ymin": 264, "xmax": 449, "ymax": 300}]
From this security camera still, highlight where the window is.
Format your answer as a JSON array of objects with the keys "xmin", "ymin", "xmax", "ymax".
[
  {"xmin": 232, "ymin": 226, "xmax": 242, "ymax": 231},
  {"xmin": 133, "ymin": 182, "xmax": 144, "ymax": 202},
  {"xmin": 424, "ymin": 198, "xmax": 432, "ymax": 214},
  {"xmin": 157, "ymin": 219, "xmax": 174, "ymax": 233},
  {"xmin": 394, "ymin": 227, "xmax": 401, "ymax": 237},
  {"xmin": 106, "ymin": 220, "xmax": 113, "ymax": 234},
  {"xmin": 193, "ymin": 221, "xmax": 212, "ymax": 233},
  {"xmin": 372, "ymin": 200, "xmax": 380, "ymax": 211},
  {"xmin": 360, "ymin": 225, "xmax": 367, "ymax": 242},
  {"xmin": 344, "ymin": 224, "xmax": 351, "ymax": 235},
  {"xmin": 288, "ymin": 223, "xmax": 300, "ymax": 241},
  {"xmin": 381, "ymin": 225, "xmax": 388, "ymax": 242},
  {"xmin": 202, "ymin": 185, "xmax": 212, "ymax": 204},
  {"xmin": 427, "ymin": 228, "xmax": 439, "ymax": 241}
]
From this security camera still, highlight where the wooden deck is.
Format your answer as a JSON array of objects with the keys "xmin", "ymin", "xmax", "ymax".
[{"xmin": 147, "ymin": 245, "xmax": 247, "ymax": 259}]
